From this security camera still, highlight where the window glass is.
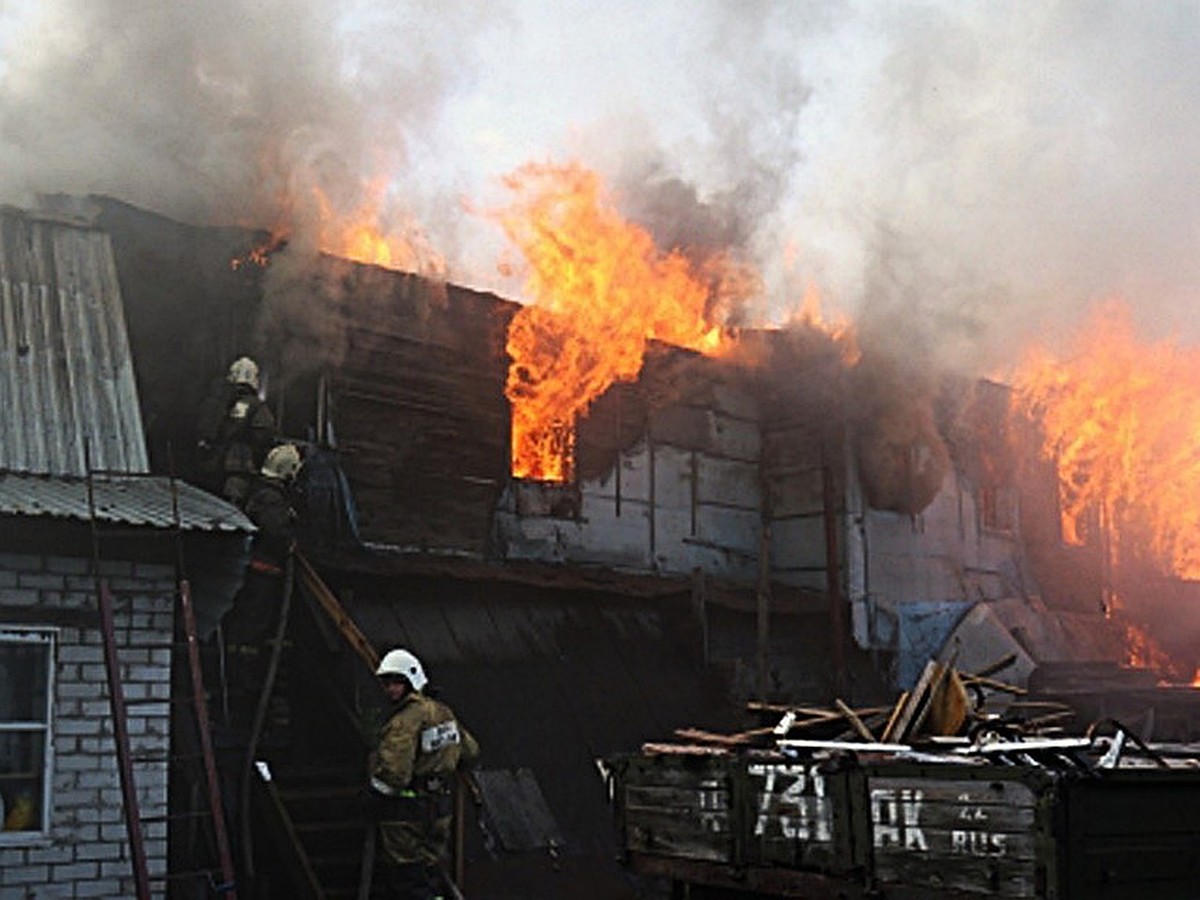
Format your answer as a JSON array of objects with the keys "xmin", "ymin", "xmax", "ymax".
[{"xmin": 0, "ymin": 630, "xmax": 53, "ymax": 836}]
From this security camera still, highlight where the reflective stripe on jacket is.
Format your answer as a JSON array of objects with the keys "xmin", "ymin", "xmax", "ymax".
[{"xmin": 372, "ymin": 691, "xmax": 480, "ymax": 796}]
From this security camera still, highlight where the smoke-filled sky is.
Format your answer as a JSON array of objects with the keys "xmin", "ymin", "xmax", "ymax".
[{"xmin": 2, "ymin": 0, "xmax": 1199, "ymax": 375}]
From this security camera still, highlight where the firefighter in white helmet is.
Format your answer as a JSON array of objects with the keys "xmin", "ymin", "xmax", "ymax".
[
  {"xmin": 370, "ymin": 647, "xmax": 479, "ymax": 899},
  {"xmin": 219, "ymin": 442, "xmax": 305, "ymax": 722},
  {"xmin": 195, "ymin": 355, "xmax": 277, "ymax": 505}
]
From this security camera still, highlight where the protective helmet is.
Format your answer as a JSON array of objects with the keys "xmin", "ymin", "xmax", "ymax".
[
  {"xmin": 261, "ymin": 443, "xmax": 302, "ymax": 481},
  {"xmin": 375, "ymin": 648, "xmax": 428, "ymax": 691},
  {"xmin": 227, "ymin": 356, "xmax": 260, "ymax": 390}
]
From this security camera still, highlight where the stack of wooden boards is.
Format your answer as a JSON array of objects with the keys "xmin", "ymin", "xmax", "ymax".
[{"xmin": 644, "ymin": 653, "xmax": 1077, "ymax": 755}]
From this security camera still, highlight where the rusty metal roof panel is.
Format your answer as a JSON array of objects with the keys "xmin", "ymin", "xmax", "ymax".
[
  {"xmin": 0, "ymin": 471, "xmax": 254, "ymax": 533},
  {"xmin": 0, "ymin": 207, "xmax": 148, "ymax": 476}
]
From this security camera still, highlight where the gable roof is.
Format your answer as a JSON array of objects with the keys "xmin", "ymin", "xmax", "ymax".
[
  {"xmin": 0, "ymin": 206, "xmax": 147, "ymax": 476},
  {"xmin": 0, "ymin": 204, "xmax": 251, "ymax": 535}
]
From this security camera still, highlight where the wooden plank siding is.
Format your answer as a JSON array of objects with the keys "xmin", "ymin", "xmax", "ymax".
[
  {"xmin": 1062, "ymin": 773, "xmax": 1200, "ymax": 899},
  {"xmin": 614, "ymin": 753, "xmax": 861, "ymax": 878},
  {"xmin": 746, "ymin": 761, "xmax": 843, "ymax": 871},
  {"xmin": 329, "ymin": 277, "xmax": 515, "ymax": 554},
  {"xmin": 618, "ymin": 756, "xmax": 735, "ymax": 864},
  {"xmin": 868, "ymin": 775, "xmax": 1044, "ymax": 898},
  {"xmin": 762, "ymin": 419, "xmax": 831, "ymax": 590}
]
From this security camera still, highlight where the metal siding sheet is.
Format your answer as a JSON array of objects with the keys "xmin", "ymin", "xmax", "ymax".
[
  {"xmin": 0, "ymin": 210, "xmax": 147, "ymax": 476},
  {"xmin": 771, "ymin": 516, "xmax": 828, "ymax": 571},
  {"xmin": 649, "ymin": 445, "xmax": 693, "ymax": 510},
  {"xmin": 768, "ymin": 470, "xmax": 826, "ymax": 519},
  {"xmin": 868, "ymin": 774, "xmax": 1041, "ymax": 897},
  {"xmin": 583, "ymin": 447, "xmax": 650, "ymax": 503},
  {"xmin": 472, "ymin": 767, "xmax": 565, "ymax": 853},
  {"xmin": 0, "ymin": 471, "xmax": 253, "ymax": 533},
  {"xmin": 695, "ymin": 456, "xmax": 760, "ymax": 509},
  {"xmin": 0, "ymin": 281, "xmax": 18, "ymax": 468}
]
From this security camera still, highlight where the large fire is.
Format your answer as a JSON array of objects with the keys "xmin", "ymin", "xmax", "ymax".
[
  {"xmin": 493, "ymin": 161, "xmax": 739, "ymax": 481},
  {"xmin": 232, "ymin": 176, "xmax": 445, "ymax": 276},
  {"xmin": 1013, "ymin": 300, "xmax": 1200, "ymax": 582},
  {"xmin": 312, "ymin": 179, "xmax": 446, "ymax": 276}
]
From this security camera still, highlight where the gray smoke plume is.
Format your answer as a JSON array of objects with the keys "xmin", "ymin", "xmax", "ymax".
[
  {"xmin": 0, "ymin": 0, "xmax": 497, "ymax": 248},
  {"xmin": 2, "ymin": 1, "xmax": 1199, "ymax": 378}
]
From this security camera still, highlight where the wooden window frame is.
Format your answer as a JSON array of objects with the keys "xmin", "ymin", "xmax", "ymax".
[{"xmin": 0, "ymin": 625, "xmax": 56, "ymax": 843}]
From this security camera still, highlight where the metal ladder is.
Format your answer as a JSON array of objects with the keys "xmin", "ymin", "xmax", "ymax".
[{"xmin": 88, "ymin": 465, "xmax": 238, "ymax": 899}]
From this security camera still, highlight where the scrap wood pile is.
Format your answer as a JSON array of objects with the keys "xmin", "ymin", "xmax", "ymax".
[{"xmin": 640, "ymin": 653, "xmax": 1159, "ymax": 766}]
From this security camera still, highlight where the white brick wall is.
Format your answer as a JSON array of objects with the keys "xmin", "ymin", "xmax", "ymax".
[{"xmin": 0, "ymin": 552, "xmax": 176, "ymax": 900}]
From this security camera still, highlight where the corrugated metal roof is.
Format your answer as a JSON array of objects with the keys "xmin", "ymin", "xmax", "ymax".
[
  {"xmin": 0, "ymin": 206, "xmax": 148, "ymax": 475},
  {"xmin": 0, "ymin": 470, "xmax": 254, "ymax": 533}
]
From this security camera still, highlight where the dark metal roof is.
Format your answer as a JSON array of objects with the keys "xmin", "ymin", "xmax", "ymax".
[
  {"xmin": 0, "ymin": 470, "xmax": 253, "ymax": 533},
  {"xmin": 0, "ymin": 206, "xmax": 148, "ymax": 475}
]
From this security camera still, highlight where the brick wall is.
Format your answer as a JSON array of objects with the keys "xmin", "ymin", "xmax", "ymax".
[{"xmin": 0, "ymin": 552, "xmax": 176, "ymax": 900}]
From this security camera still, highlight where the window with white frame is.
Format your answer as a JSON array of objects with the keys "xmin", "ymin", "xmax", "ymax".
[{"xmin": 0, "ymin": 627, "xmax": 55, "ymax": 838}]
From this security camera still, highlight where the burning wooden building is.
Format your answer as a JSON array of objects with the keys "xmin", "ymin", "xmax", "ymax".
[{"xmin": 4, "ymin": 189, "xmax": 1197, "ymax": 898}]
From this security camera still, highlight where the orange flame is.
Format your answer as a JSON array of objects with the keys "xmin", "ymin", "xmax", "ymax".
[
  {"xmin": 792, "ymin": 282, "xmax": 860, "ymax": 365},
  {"xmin": 494, "ymin": 161, "xmax": 735, "ymax": 481},
  {"xmin": 230, "ymin": 160, "xmax": 446, "ymax": 276},
  {"xmin": 312, "ymin": 178, "xmax": 446, "ymax": 276},
  {"xmin": 1013, "ymin": 300, "xmax": 1200, "ymax": 579},
  {"xmin": 1124, "ymin": 621, "xmax": 1176, "ymax": 676},
  {"xmin": 231, "ymin": 234, "xmax": 285, "ymax": 271}
]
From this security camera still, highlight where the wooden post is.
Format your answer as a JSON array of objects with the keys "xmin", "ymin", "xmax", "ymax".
[
  {"xmin": 823, "ymin": 431, "xmax": 849, "ymax": 699},
  {"xmin": 691, "ymin": 567, "xmax": 709, "ymax": 668},
  {"xmin": 648, "ymin": 435, "xmax": 657, "ymax": 563},
  {"xmin": 756, "ymin": 525, "xmax": 772, "ymax": 698},
  {"xmin": 689, "ymin": 449, "xmax": 699, "ymax": 537},
  {"xmin": 454, "ymin": 778, "xmax": 466, "ymax": 889},
  {"xmin": 316, "ymin": 372, "xmax": 327, "ymax": 447},
  {"xmin": 615, "ymin": 390, "xmax": 622, "ymax": 517}
]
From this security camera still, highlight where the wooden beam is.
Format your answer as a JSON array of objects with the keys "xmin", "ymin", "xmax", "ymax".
[
  {"xmin": 970, "ymin": 653, "xmax": 1018, "ymax": 680},
  {"xmin": 834, "ymin": 698, "xmax": 876, "ymax": 742},
  {"xmin": 295, "ymin": 553, "xmax": 379, "ymax": 672},
  {"xmin": 641, "ymin": 742, "xmax": 730, "ymax": 756},
  {"xmin": 959, "ymin": 673, "xmax": 1028, "ymax": 695},
  {"xmin": 880, "ymin": 691, "xmax": 910, "ymax": 744}
]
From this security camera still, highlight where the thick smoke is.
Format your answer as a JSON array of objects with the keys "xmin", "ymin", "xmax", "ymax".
[
  {"xmin": 0, "ymin": 1, "xmax": 497, "ymax": 242},
  {"xmin": 2, "ymin": 1, "xmax": 1200, "ymax": 377}
]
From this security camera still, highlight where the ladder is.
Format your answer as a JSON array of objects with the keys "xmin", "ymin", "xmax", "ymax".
[{"xmin": 88, "ymin": 466, "xmax": 238, "ymax": 898}]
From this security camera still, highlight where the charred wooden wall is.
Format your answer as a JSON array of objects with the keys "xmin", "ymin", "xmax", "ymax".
[
  {"xmin": 97, "ymin": 194, "xmax": 516, "ymax": 556},
  {"xmin": 94, "ymin": 196, "xmax": 265, "ymax": 477},
  {"xmin": 310, "ymin": 262, "xmax": 516, "ymax": 554},
  {"xmin": 756, "ymin": 330, "xmax": 851, "ymax": 594}
]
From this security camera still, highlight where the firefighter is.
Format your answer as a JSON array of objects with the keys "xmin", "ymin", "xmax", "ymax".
[
  {"xmin": 370, "ymin": 648, "xmax": 480, "ymax": 900},
  {"xmin": 220, "ymin": 442, "xmax": 303, "ymax": 719},
  {"xmin": 195, "ymin": 355, "xmax": 277, "ymax": 506}
]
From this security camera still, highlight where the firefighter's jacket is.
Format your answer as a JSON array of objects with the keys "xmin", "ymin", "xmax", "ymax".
[
  {"xmin": 371, "ymin": 690, "xmax": 480, "ymax": 867},
  {"xmin": 195, "ymin": 379, "xmax": 276, "ymax": 477},
  {"xmin": 243, "ymin": 476, "xmax": 297, "ymax": 573}
]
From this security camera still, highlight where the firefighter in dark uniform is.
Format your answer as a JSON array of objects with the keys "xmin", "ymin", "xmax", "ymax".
[
  {"xmin": 370, "ymin": 648, "xmax": 480, "ymax": 899},
  {"xmin": 195, "ymin": 355, "xmax": 277, "ymax": 506},
  {"xmin": 220, "ymin": 442, "xmax": 303, "ymax": 717}
]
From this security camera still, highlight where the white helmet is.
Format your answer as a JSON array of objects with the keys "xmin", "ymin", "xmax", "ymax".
[
  {"xmin": 227, "ymin": 356, "xmax": 260, "ymax": 390},
  {"xmin": 261, "ymin": 443, "xmax": 302, "ymax": 481},
  {"xmin": 375, "ymin": 648, "xmax": 428, "ymax": 691}
]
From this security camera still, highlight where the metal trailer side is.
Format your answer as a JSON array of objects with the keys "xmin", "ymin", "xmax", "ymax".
[
  {"xmin": 1057, "ymin": 767, "xmax": 1200, "ymax": 899},
  {"xmin": 612, "ymin": 751, "xmax": 872, "ymax": 897},
  {"xmin": 613, "ymin": 751, "xmax": 1200, "ymax": 899}
]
